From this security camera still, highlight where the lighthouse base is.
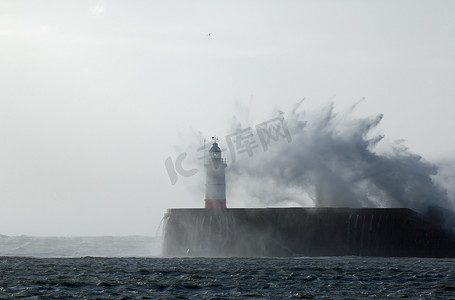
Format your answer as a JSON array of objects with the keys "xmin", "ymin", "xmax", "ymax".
[{"xmin": 205, "ymin": 200, "xmax": 226, "ymax": 208}]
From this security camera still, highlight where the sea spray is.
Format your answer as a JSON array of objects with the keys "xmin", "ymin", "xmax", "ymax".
[{"xmin": 227, "ymin": 101, "xmax": 451, "ymax": 215}]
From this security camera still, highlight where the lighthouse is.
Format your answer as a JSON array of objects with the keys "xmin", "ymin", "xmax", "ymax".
[{"xmin": 205, "ymin": 138, "xmax": 227, "ymax": 208}]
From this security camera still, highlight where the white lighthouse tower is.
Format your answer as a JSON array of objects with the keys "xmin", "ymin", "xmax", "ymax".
[{"xmin": 205, "ymin": 137, "xmax": 227, "ymax": 208}]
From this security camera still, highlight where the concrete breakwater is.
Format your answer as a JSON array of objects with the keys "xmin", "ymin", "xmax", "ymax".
[{"xmin": 162, "ymin": 208, "xmax": 455, "ymax": 257}]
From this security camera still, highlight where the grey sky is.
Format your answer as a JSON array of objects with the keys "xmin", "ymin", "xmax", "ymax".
[{"xmin": 1, "ymin": 1, "xmax": 454, "ymax": 236}]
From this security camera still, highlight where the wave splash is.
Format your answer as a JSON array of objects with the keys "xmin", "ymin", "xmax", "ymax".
[{"xmin": 227, "ymin": 101, "xmax": 452, "ymax": 216}]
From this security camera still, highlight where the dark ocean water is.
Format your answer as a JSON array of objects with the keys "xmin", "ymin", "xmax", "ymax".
[{"xmin": 1, "ymin": 257, "xmax": 455, "ymax": 299}]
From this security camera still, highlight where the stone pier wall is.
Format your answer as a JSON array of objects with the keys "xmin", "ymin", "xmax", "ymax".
[{"xmin": 162, "ymin": 208, "xmax": 455, "ymax": 258}]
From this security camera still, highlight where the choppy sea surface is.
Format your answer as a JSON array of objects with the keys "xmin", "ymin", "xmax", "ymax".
[
  {"xmin": 0, "ymin": 235, "xmax": 160, "ymax": 257},
  {"xmin": 1, "ymin": 256, "xmax": 455, "ymax": 299}
]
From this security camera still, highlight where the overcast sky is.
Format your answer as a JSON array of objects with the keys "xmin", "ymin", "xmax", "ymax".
[{"xmin": 1, "ymin": 0, "xmax": 454, "ymax": 236}]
